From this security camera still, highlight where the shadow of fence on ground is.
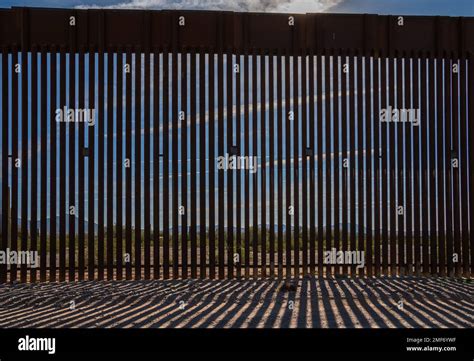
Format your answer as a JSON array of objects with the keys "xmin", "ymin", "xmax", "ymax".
[{"xmin": 0, "ymin": 277, "xmax": 472, "ymax": 328}]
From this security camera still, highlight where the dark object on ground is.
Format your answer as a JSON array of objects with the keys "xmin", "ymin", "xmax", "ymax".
[{"xmin": 280, "ymin": 281, "xmax": 297, "ymax": 292}]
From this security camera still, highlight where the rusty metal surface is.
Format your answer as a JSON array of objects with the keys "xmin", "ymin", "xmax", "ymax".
[{"xmin": 1, "ymin": 8, "xmax": 474, "ymax": 56}]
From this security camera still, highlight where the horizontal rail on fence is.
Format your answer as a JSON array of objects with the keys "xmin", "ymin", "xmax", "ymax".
[{"xmin": 0, "ymin": 8, "xmax": 474, "ymax": 56}]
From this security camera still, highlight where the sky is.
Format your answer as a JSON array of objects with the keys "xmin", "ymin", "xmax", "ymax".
[{"xmin": 0, "ymin": 0, "xmax": 473, "ymax": 16}]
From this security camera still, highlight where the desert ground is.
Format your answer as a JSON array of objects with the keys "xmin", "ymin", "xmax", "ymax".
[{"xmin": 0, "ymin": 277, "xmax": 472, "ymax": 328}]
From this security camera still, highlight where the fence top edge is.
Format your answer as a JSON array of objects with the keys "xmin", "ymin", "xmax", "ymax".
[{"xmin": 1, "ymin": 7, "xmax": 474, "ymax": 56}]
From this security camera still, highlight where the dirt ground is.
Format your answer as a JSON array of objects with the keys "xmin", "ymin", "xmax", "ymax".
[{"xmin": 0, "ymin": 277, "xmax": 472, "ymax": 328}]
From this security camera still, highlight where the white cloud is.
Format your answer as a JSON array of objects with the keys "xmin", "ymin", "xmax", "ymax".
[{"xmin": 75, "ymin": 0, "xmax": 341, "ymax": 13}]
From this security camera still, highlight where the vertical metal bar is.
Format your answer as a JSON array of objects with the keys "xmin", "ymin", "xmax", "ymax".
[
  {"xmin": 10, "ymin": 49, "xmax": 19, "ymax": 282},
  {"xmin": 144, "ymin": 18, "xmax": 152, "ymax": 279},
  {"xmin": 374, "ymin": 55, "xmax": 381, "ymax": 276},
  {"xmin": 381, "ymin": 56, "xmax": 389, "ymax": 275},
  {"xmin": 227, "ymin": 50, "xmax": 234, "ymax": 278},
  {"xmin": 49, "ymin": 50, "xmax": 57, "ymax": 282},
  {"xmin": 469, "ymin": 54, "xmax": 474, "ymax": 276},
  {"xmin": 326, "ymin": 53, "xmax": 333, "ymax": 277},
  {"xmin": 293, "ymin": 52, "xmax": 299, "ymax": 278},
  {"xmin": 97, "ymin": 47, "xmax": 105, "ymax": 281},
  {"xmin": 421, "ymin": 56, "xmax": 429, "ymax": 275},
  {"xmin": 261, "ymin": 52, "xmax": 267, "ymax": 278},
  {"xmin": 285, "ymin": 52, "xmax": 291, "ymax": 278},
  {"xmin": 301, "ymin": 51, "xmax": 308, "ymax": 277},
  {"xmin": 144, "ymin": 50, "xmax": 151, "ymax": 280},
  {"xmin": 413, "ymin": 56, "xmax": 421, "ymax": 276},
  {"xmin": 307, "ymin": 52, "xmax": 316, "ymax": 276},
  {"xmin": 444, "ymin": 56, "xmax": 453, "ymax": 277},
  {"xmin": 317, "ymin": 54, "xmax": 324, "ymax": 276},
  {"xmin": 172, "ymin": 49, "xmax": 179, "ymax": 279},
  {"xmin": 253, "ymin": 52, "xmax": 260, "ymax": 278},
  {"xmin": 436, "ymin": 55, "xmax": 446, "ymax": 277},
  {"xmin": 276, "ymin": 52, "xmax": 283, "ymax": 279},
  {"xmin": 320, "ymin": 53, "xmax": 328, "ymax": 276},
  {"xmin": 459, "ymin": 56, "xmax": 470, "ymax": 277},
  {"xmin": 333, "ymin": 52, "xmax": 340, "ymax": 276},
  {"xmin": 78, "ymin": 47, "xmax": 85, "ymax": 281},
  {"xmin": 69, "ymin": 10, "xmax": 78, "ymax": 283},
  {"xmin": 236, "ymin": 53, "xmax": 242, "ymax": 279},
  {"xmin": 394, "ymin": 55, "xmax": 401, "ymax": 275},
  {"xmin": 357, "ymin": 53, "xmax": 364, "ymax": 277},
  {"xmin": 389, "ymin": 57, "xmax": 396, "ymax": 276},
  {"xmin": 244, "ymin": 53, "xmax": 251, "ymax": 279},
  {"xmin": 428, "ymin": 56, "xmax": 437, "ymax": 275},
  {"xmin": 200, "ymin": 50, "xmax": 207, "ymax": 278},
  {"xmin": 88, "ymin": 51, "xmax": 95, "ymax": 281},
  {"xmin": 135, "ymin": 51, "xmax": 142, "ymax": 280},
  {"xmin": 59, "ymin": 48, "xmax": 66, "ymax": 282},
  {"xmin": 69, "ymin": 48, "xmax": 76, "ymax": 282},
  {"xmin": 153, "ymin": 49, "xmax": 161, "ymax": 279},
  {"xmin": 329, "ymin": 53, "xmax": 336, "ymax": 275},
  {"xmin": 30, "ymin": 48, "xmax": 38, "ymax": 283},
  {"xmin": 1, "ymin": 49, "xmax": 8, "ymax": 283},
  {"xmin": 365, "ymin": 54, "xmax": 372, "ymax": 277},
  {"xmin": 98, "ymin": 51, "xmax": 108, "ymax": 280},
  {"xmin": 405, "ymin": 55, "xmax": 413, "ymax": 276},
  {"xmin": 107, "ymin": 51, "xmax": 114, "ymax": 280},
  {"xmin": 208, "ymin": 50, "xmax": 216, "ymax": 279},
  {"xmin": 348, "ymin": 54, "xmax": 356, "ymax": 276},
  {"xmin": 20, "ymin": 48, "xmax": 29, "ymax": 283},
  {"xmin": 328, "ymin": 52, "xmax": 336, "ymax": 275},
  {"xmin": 189, "ymin": 49, "xmax": 196, "ymax": 278},
  {"xmin": 218, "ymin": 50, "xmax": 225, "ymax": 279},
  {"xmin": 163, "ymin": 49, "xmax": 170, "ymax": 279},
  {"xmin": 452, "ymin": 57, "xmax": 461, "ymax": 277},
  {"xmin": 181, "ymin": 50, "xmax": 188, "ymax": 279},
  {"xmin": 125, "ymin": 49, "xmax": 132, "ymax": 280},
  {"xmin": 116, "ymin": 50, "xmax": 123, "ymax": 280},
  {"xmin": 39, "ymin": 48, "xmax": 47, "ymax": 282},
  {"xmin": 396, "ymin": 54, "xmax": 405, "ymax": 276}
]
